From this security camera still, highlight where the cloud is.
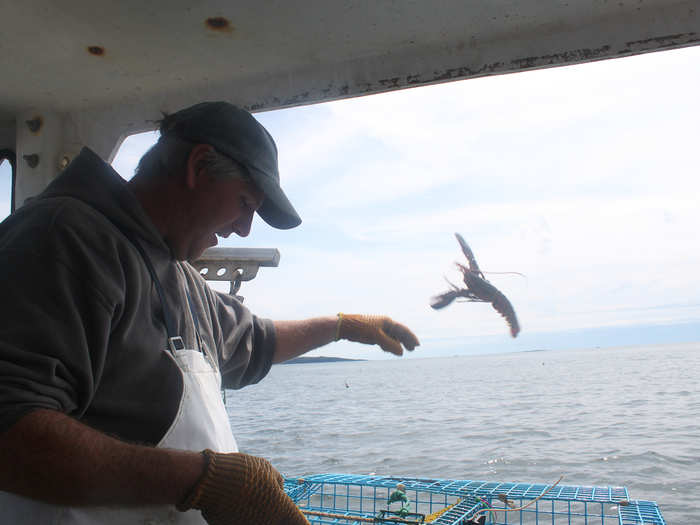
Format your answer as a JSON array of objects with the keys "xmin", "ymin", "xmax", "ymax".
[{"xmin": 254, "ymin": 47, "xmax": 700, "ymax": 232}]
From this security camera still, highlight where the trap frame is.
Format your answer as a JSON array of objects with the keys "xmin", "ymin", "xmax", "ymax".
[{"xmin": 284, "ymin": 474, "xmax": 666, "ymax": 525}]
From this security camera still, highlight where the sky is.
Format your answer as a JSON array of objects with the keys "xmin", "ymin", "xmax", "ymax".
[
  {"xmin": 110, "ymin": 45, "xmax": 699, "ymax": 359},
  {"xmin": 0, "ymin": 159, "xmax": 10, "ymax": 219}
]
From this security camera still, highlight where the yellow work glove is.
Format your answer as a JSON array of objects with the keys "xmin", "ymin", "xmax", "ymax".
[
  {"xmin": 177, "ymin": 449, "xmax": 309, "ymax": 525},
  {"xmin": 335, "ymin": 313, "xmax": 420, "ymax": 356}
]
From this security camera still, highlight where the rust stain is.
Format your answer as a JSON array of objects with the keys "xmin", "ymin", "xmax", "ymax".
[
  {"xmin": 205, "ymin": 17, "xmax": 233, "ymax": 33},
  {"xmin": 624, "ymin": 32, "xmax": 698, "ymax": 51},
  {"xmin": 406, "ymin": 74, "xmax": 421, "ymax": 85},
  {"xmin": 378, "ymin": 77, "xmax": 401, "ymax": 88},
  {"xmin": 510, "ymin": 45, "xmax": 612, "ymax": 69},
  {"xmin": 244, "ymin": 36, "xmax": 699, "ymax": 112},
  {"xmin": 87, "ymin": 45, "xmax": 105, "ymax": 56}
]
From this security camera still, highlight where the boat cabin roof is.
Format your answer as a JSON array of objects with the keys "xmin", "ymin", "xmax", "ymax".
[{"xmin": 1, "ymin": 1, "xmax": 698, "ymax": 204}]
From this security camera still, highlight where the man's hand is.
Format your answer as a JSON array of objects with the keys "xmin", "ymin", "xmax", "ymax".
[
  {"xmin": 177, "ymin": 450, "xmax": 309, "ymax": 525},
  {"xmin": 336, "ymin": 314, "xmax": 420, "ymax": 356}
]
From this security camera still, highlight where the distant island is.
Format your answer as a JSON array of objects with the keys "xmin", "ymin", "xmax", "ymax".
[{"xmin": 281, "ymin": 356, "xmax": 366, "ymax": 365}]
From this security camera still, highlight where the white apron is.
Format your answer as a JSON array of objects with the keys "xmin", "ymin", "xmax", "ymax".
[{"xmin": 0, "ymin": 249, "xmax": 237, "ymax": 524}]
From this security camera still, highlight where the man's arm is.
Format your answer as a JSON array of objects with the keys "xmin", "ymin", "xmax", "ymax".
[
  {"xmin": 272, "ymin": 317, "xmax": 337, "ymax": 364},
  {"xmin": 0, "ymin": 409, "xmax": 204, "ymax": 506},
  {"xmin": 272, "ymin": 314, "xmax": 420, "ymax": 364},
  {"xmin": 0, "ymin": 409, "xmax": 310, "ymax": 524}
]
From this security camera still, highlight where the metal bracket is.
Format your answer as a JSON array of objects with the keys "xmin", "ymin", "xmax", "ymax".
[
  {"xmin": 25, "ymin": 117, "xmax": 43, "ymax": 134},
  {"xmin": 23, "ymin": 154, "xmax": 39, "ymax": 168},
  {"xmin": 192, "ymin": 247, "xmax": 280, "ymax": 301}
]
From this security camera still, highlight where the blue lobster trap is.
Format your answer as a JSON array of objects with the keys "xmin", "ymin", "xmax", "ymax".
[{"xmin": 284, "ymin": 474, "xmax": 666, "ymax": 525}]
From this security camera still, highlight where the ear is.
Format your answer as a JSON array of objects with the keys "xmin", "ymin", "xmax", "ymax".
[{"xmin": 184, "ymin": 143, "xmax": 215, "ymax": 190}]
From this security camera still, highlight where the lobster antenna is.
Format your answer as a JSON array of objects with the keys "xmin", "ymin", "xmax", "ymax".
[
  {"xmin": 481, "ymin": 271, "xmax": 527, "ymax": 278},
  {"xmin": 442, "ymin": 276, "xmax": 460, "ymax": 290}
]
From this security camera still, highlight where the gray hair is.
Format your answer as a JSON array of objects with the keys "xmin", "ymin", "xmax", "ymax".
[
  {"xmin": 195, "ymin": 148, "xmax": 249, "ymax": 181},
  {"xmin": 135, "ymin": 135, "xmax": 249, "ymax": 182}
]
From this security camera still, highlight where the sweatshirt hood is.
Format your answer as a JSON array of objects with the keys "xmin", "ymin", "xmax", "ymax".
[{"xmin": 38, "ymin": 147, "xmax": 170, "ymax": 255}]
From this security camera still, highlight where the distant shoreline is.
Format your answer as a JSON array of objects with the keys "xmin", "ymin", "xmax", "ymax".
[{"xmin": 281, "ymin": 356, "xmax": 367, "ymax": 365}]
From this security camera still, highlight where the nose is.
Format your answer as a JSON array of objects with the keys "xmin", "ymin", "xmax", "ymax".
[{"xmin": 232, "ymin": 210, "xmax": 255, "ymax": 237}]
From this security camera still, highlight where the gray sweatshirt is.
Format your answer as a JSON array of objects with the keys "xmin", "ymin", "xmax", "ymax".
[{"xmin": 0, "ymin": 148, "xmax": 275, "ymax": 445}]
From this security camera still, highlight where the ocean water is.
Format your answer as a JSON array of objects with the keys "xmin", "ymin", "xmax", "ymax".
[{"xmin": 225, "ymin": 342, "xmax": 700, "ymax": 523}]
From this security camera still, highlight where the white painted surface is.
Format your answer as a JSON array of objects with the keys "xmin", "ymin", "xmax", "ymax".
[
  {"xmin": 2, "ymin": 1, "xmax": 699, "ymax": 197},
  {"xmin": 2, "ymin": 2, "xmax": 699, "ymax": 123},
  {"xmin": 14, "ymin": 111, "xmax": 63, "ymax": 207}
]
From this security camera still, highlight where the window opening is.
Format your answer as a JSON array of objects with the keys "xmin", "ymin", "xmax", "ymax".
[
  {"xmin": 0, "ymin": 150, "xmax": 16, "ymax": 221},
  {"xmin": 110, "ymin": 46, "xmax": 700, "ymax": 355},
  {"xmin": 111, "ymin": 131, "xmax": 158, "ymax": 181}
]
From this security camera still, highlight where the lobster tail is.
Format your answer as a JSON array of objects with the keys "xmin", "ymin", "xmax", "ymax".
[{"xmin": 490, "ymin": 292, "xmax": 520, "ymax": 337}]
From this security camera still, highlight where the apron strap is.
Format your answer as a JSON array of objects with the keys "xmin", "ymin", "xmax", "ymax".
[
  {"xmin": 121, "ymin": 233, "xmax": 186, "ymax": 354},
  {"xmin": 181, "ymin": 264, "xmax": 204, "ymax": 354}
]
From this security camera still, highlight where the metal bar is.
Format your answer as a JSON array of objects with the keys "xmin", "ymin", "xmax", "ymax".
[{"xmin": 302, "ymin": 509, "xmax": 375, "ymax": 523}]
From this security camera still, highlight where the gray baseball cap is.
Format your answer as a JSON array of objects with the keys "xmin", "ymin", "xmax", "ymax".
[{"xmin": 159, "ymin": 101, "xmax": 301, "ymax": 229}]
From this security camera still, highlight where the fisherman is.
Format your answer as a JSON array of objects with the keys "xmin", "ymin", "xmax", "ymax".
[{"xmin": 0, "ymin": 102, "xmax": 420, "ymax": 524}]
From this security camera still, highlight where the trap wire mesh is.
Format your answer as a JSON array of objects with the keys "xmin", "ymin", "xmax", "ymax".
[{"xmin": 284, "ymin": 474, "xmax": 666, "ymax": 525}]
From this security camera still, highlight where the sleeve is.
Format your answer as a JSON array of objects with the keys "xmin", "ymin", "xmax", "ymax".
[
  {"xmin": 0, "ymin": 208, "xmax": 123, "ymax": 434},
  {"xmin": 208, "ymin": 288, "xmax": 276, "ymax": 390}
]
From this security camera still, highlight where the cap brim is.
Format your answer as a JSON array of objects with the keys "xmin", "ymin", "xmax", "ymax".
[{"xmin": 251, "ymin": 168, "xmax": 302, "ymax": 230}]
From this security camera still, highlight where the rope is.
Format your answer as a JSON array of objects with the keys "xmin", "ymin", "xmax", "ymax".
[
  {"xmin": 470, "ymin": 474, "xmax": 565, "ymax": 520},
  {"xmin": 301, "ymin": 509, "xmax": 421, "ymax": 524},
  {"xmin": 424, "ymin": 501, "xmax": 457, "ymax": 522}
]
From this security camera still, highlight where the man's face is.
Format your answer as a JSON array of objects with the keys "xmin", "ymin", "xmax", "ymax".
[{"xmin": 177, "ymin": 171, "xmax": 265, "ymax": 261}]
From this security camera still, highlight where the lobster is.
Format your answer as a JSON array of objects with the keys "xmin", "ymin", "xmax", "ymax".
[{"xmin": 430, "ymin": 233, "xmax": 520, "ymax": 338}]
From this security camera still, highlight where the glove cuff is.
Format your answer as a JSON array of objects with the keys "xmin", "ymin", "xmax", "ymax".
[
  {"xmin": 337, "ymin": 314, "xmax": 383, "ymax": 340},
  {"xmin": 176, "ymin": 450, "xmax": 308, "ymax": 524},
  {"xmin": 176, "ymin": 449, "xmax": 248, "ymax": 512},
  {"xmin": 177, "ymin": 449, "xmax": 214, "ymax": 511},
  {"xmin": 334, "ymin": 313, "xmax": 343, "ymax": 341}
]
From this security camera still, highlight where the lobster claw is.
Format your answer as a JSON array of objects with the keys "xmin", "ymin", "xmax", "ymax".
[
  {"xmin": 430, "ymin": 290, "xmax": 460, "ymax": 310},
  {"xmin": 455, "ymin": 232, "xmax": 485, "ymax": 279}
]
